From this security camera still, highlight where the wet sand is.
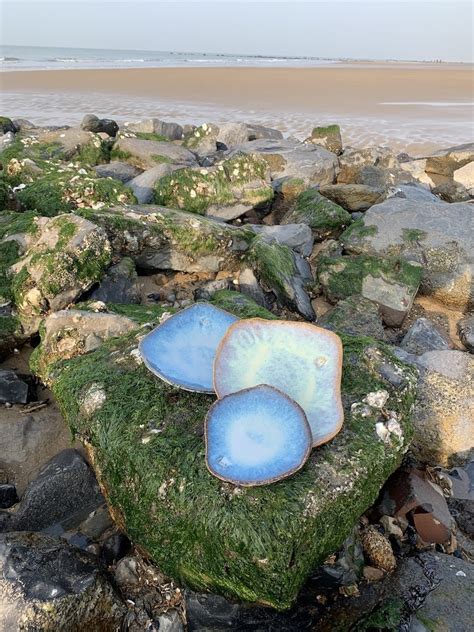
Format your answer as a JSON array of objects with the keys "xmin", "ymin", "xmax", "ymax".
[{"xmin": 2, "ymin": 64, "xmax": 473, "ymax": 152}]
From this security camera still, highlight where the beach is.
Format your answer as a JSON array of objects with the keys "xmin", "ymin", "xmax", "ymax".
[{"xmin": 2, "ymin": 62, "xmax": 473, "ymax": 153}]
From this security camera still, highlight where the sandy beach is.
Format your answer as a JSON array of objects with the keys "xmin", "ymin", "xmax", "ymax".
[{"xmin": 2, "ymin": 63, "xmax": 473, "ymax": 152}]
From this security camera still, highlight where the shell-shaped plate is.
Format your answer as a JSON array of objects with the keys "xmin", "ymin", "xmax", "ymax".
[
  {"xmin": 205, "ymin": 385, "xmax": 312, "ymax": 486},
  {"xmin": 139, "ymin": 303, "xmax": 238, "ymax": 393},
  {"xmin": 214, "ymin": 319, "xmax": 344, "ymax": 446}
]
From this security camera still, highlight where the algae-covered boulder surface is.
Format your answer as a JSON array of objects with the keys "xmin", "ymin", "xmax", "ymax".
[{"xmin": 47, "ymin": 312, "xmax": 417, "ymax": 610}]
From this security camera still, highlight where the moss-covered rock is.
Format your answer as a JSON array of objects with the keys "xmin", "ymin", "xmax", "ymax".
[
  {"xmin": 17, "ymin": 171, "xmax": 136, "ymax": 216},
  {"xmin": 248, "ymin": 236, "xmax": 315, "ymax": 321},
  {"xmin": 44, "ymin": 313, "xmax": 416, "ymax": 610},
  {"xmin": 76, "ymin": 205, "xmax": 254, "ymax": 274},
  {"xmin": 154, "ymin": 154, "xmax": 273, "ymax": 220},
  {"xmin": 282, "ymin": 188, "xmax": 352, "ymax": 241},
  {"xmin": 11, "ymin": 214, "xmax": 112, "ymax": 334},
  {"xmin": 182, "ymin": 122, "xmax": 219, "ymax": 155},
  {"xmin": 307, "ymin": 124, "xmax": 342, "ymax": 155},
  {"xmin": 210, "ymin": 289, "xmax": 277, "ymax": 320},
  {"xmin": 317, "ymin": 254, "xmax": 423, "ymax": 326},
  {"xmin": 111, "ymin": 137, "xmax": 196, "ymax": 170}
]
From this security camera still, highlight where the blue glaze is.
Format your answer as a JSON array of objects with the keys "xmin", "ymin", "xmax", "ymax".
[
  {"xmin": 206, "ymin": 385, "xmax": 312, "ymax": 486},
  {"xmin": 139, "ymin": 303, "xmax": 238, "ymax": 392}
]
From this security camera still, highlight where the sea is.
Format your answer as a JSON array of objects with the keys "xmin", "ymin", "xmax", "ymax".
[{"xmin": 0, "ymin": 45, "xmax": 341, "ymax": 71}]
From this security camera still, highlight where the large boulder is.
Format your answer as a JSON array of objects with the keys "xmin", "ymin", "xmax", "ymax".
[
  {"xmin": 424, "ymin": 142, "xmax": 474, "ymax": 179},
  {"xmin": 154, "ymin": 154, "xmax": 273, "ymax": 220},
  {"xmin": 182, "ymin": 123, "xmax": 220, "ymax": 156},
  {"xmin": 337, "ymin": 146, "xmax": 401, "ymax": 185},
  {"xmin": 127, "ymin": 164, "xmax": 177, "ymax": 203},
  {"xmin": 112, "ymin": 137, "xmax": 197, "ymax": 170},
  {"xmin": 10, "ymin": 214, "xmax": 112, "ymax": 334},
  {"xmin": 306, "ymin": 124, "xmax": 343, "ymax": 155},
  {"xmin": 81, "ymin": 114, "xmax": 119, "ymax": 138},
  {"xmin": 123, "ymin": 118, "xmax": 184, "ymax": 141},
  {"xmin": 317, "ymin": 254, "xmax": 423, "ymax": 326},
  {"xmin": 412, "ymin": 350, "xmax": 474, "ymax": 466},
  {"xmin": 94, "ymin": 161, "xmax": 142, "ymax": 183},
  {"xmin": 36, "ymin": 127, "xmax": 107, "ymax": 164},
  {"xmin": 45, "ymin": 314, "xmax": 417, "ymax": 609},
  {"xmin": 281, "ymin": 188, "xmax": 351, "ymax": 241},
  {"xmin": 0, "ymin": 531, "xmax": 125, "ymax": 631},
  {"xmin": 76, "ymin": 205, "xmax": 254, "ymax": 274},
  {"xmin": 320, "ymin": 183, "xmax": 386, "ymax": 212},
  {"xmin": 341, "ymin": 198, "xmax": 474, "ymax": 311},
  {"xmin": 228, "ymin": 139, "xmax": 338, "ymax": 186}
]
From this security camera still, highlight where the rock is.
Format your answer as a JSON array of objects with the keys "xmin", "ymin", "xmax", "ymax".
[
  {"xmin": 215, "ymin": 122, "xmax": 249, "ymax": 148},
  {"xmin": 210, "ymin": 289, "xmax": 275, "ymax": 320},
  {"xmin": 319, "ymin": 295, "xmax": 387, "ymax": 340},
  {"xmin": 237, "ymin": 269, "xmax": 268, "ymax": 307},
  {"xmin": 81, "ymin": 114, "xmax": 119, "ymax": 137},
  {"xmin": 127, "ymin": 164, "xmax": 177, "ymax": 203},
  {"xmin": 317, "ymin": 254, "xmax": 423, "ymax": 326},
  {"xmin": 154, "ymin": 154, "xmax": 273, "ymax": 220},
  {"xmin": 0, "ymin": 116, "xmax": 17, "ymax": 135},
  {"xmin": 89, "ymin": 257, "xmax": 140, "ymax": 304},
  {"xmin": 269, "ymin": 177, "xmax": 309, "ymax": 221},
  {"xmin": 312, "ymin": 528, "xmax": 364, "ymax": 588},
  {"xmin": 48, "ymin": 316, "xmax": 417, "ymax": 608},
  {"xmin": 250, "ymin": 223, "xmax": 314, "ymax": 257},
  {"xmin": 412, "ymin": 350, "xmax": 474, "ymax": 466},
  {"xmin": 101, "ymin": 532, "xmax": 131, "ymax": 564},
  {"xmin": 8, "ymin": 449, "xmax": 104, "ymax": 533},
  {"xmin": 0, "ymin": 131, "xmax": 15, "ymax": 152},
  {"xmin": 424, "ymin": 142, "xmax": 474, "ymax": 178},
  {"xmin": 399, "ymin": 157, "xmax": 438, "ymax": 188},
  {"xmin": 228, "ymin": 138, "xmax": 338, "ymax": 185},
  {"xmin": 387, "ymin": 182, "xmax": 444, "ymax": 203},
  {"xmin": 246, "ymin": 124, "xmax": 283, "ymax": 141},
  {"xmin": 249, "ymin": 237, "xmax": 315, "ymax": 320},
  {"xmin": 0, "ymin": 368, "xmax": 28, "ymax": 404},
  {"xmin": 432, "ymin": 180, "xmax": 471, "ymax": 202},
  {"xmin": 114, "ymin": 556, "xmax": 140, "ymax": 587},
  {"xmin": 80, "ymin": 504, "xmax": 114, "ymax": 540},
  {"xmin": 306, "ymin": 124, "xmax": 343, "ymax": 155},
  {"xmin": 0, "ymin": 484, "xmax": 18, "ymax": 509},
  {"xmin": 341, "ymin": 198, "xmax": 474, "ymax": 311},
  {"xmin": 94, "ymin": 161, "xmax": 142, "ymax": 183},
  {"xmin": 324, "ymin": 552, "xmax": 474, "ymax": 631},
  {"xmin": 11, "ymin": 214, "xmax": 111, "ymax": 334},
  {"xmin": 157, "ymin": 610, "xmax": 184, "ymax": 632},
  {"xmin": 182, "ymin": 122, "xmax": 219, "ymax": 156},
  {"xmin": 457, "ymin": 315, "xmax": 474, "ymax": 352},
  {"xmin": 37, "ymin": 127, "xmax": 104, "ymax": 162},
  {"xmin": 360, "ymin": 526, "xmax": 396, "ymax": 572},
  {"xmin": 453, "ymin": 161, "xmax": 474, "ymax": 191},
  {"xmin": 400, "ymin": 317, "xmax": 453, "ymax": 355},
  {"xmin": 0, "ymin": 403, "xmax": 75, "ymax": 496},
  {"xmin": 79, "ymin": 205, "xmax": 253, "ymax": 274},
  {"xmin": 0, "ymin": 531, "xmax": 125, "ymax": 630},
  {"xmin": 30, "ymin": 308, "xmax": 137, "ymax": 381},
  {"xmin": 320, "ymin": 183, "xmax": 386, "ymax": 212},
  {"xmin": 124, "ymin": 118, "xmax": 183, "ymax": 140},
  {"xmin": 112, "ymin": 137, "xmax": 196, "ymax": 169},
  {"xmin": 281, "ymin": 187, "xmax": 351, "ymax": 241},
  {"xmin": 337, "ymin": 146, "xmax": 399, "ymax": 184},
  {"xmin": 377, "ymin": 468, "xmax": 454, "ymax": 544}
]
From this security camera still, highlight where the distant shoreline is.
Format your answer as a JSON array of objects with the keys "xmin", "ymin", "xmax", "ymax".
[{"xmin": 2, "ymin": 65, "xmax": 472, "ymax": 154}]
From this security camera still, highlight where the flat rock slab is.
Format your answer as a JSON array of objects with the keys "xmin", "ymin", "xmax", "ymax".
[
  {"xmin": 113, "ymin": 137, "xmax": 197, "ymax": 169},
  {"xmin": 0, "ymin": 368, "xmax": 28, "ymax": 404},
  {"xmin": 48, "ymin": 317, "xmax": 417, "ymax": 609},
  {"xmin": 342, "ymin": 198, "xmax": 474, "ymax": 310}
]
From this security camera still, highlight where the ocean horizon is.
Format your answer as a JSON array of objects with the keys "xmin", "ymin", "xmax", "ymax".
[{"xmin": 0, "ymin": 44, "xmax": 465, "ymax": 72}]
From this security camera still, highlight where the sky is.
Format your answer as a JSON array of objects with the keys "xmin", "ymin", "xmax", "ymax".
[{"xmin": 2, "ymin": 1, "xmax": 473, "ymax": 62}]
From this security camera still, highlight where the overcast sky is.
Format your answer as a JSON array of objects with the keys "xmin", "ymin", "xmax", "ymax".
[{"xmin": 2, "ymin": 1, "xmax": 473, "ymax": 62}]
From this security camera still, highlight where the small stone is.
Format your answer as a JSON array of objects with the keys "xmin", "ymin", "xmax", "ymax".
[
  {"xmin": 360, "ymin": 526, "xmax": 396, "ymax": 572},
  {"xmin": 363, "ymin": 565, "xmax": 385, "ymax": 582},
  {"xmin": 114, "ymin": 556, "xmax": 140, "ymax": 586},
  {"xmin": 102, "ymin": 532, "xmax": 131, "ymax": 564}
]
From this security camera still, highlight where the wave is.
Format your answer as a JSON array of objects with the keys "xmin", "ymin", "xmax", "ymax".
[{"xmin": 0, "ymin": 57, "xmax": 21, "ymax": 62}]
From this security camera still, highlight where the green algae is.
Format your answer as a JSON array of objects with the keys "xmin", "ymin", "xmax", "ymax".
[
  {"xmin": 210, "ymin": 289, "xmax": 276, "ymax": 319},
  {"xmin": 284, "ymin": 188, "xmax": 351, "ymax": 239}
]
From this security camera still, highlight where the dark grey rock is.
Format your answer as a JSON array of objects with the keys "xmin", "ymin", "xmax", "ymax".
[
  {"xmin": 0, "ymin": 484, "xmax": 18, "ymax": 509},
  {"xmin": 0, "ymin": 369, "xmax": 29, "ymax": 404},
  {"xmin": 401, "ymin": 317, "xmax": 454, "ymax": 355},
  {"xmin": 81, "ymin": 113, "xmax": 119, "ymax": 137},
  {"xmin": 10, "ymin": 449, "xmax": 104, "ymax": 532},
  {"xmin": 251, "ymin": 223, "xmax": 314, "ymax": 257},
  {"xmin": 89, "ymin": 257, "xmax": 140, "ymax": 304},
  {"xmin": 101, "ymin": 532, "xmax": 131, "ymax": 564},
  {"xmin": 0, "ymin": 531, "xmax": 125, "ymax": 630},
  {"xmin": 387, "ymin": 182, "xmax": 445, "ymax": 203},
  {"xmin": 0, "ymin": 117, "xmax": 17, "ymax": 134},
  {"xmin": 94, "ymin": 161, "xmax": 142, "ymax": 183},
  {"xmin": 433, "ymin": 180, "xmax": 471, "ymax": 203},
  {"xmin": 457, "ymin": 315, "xmax": 474, "ymax": 352},
  {"xmin": 238, "ymin": 268, "xmax": 267, "ymax": 307},
  {"xmin": 319, "ymin": 295, "xmax": 387, "ymax": 340},
  {"xmin": 79, "ymin": 504, "xmax": 114, "ymax": 540}
]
